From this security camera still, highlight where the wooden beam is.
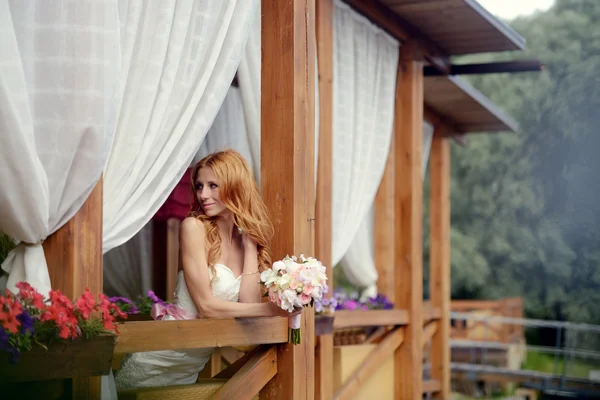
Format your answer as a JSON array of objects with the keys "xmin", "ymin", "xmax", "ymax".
[
  {"xmin": 429, "ymin": 129, "xmax": 451, "ymax": 399},
  {"xmin": 214, "ymin": 346, "xmax": 262, "ymax": 379},
  {"xmin": 374, "ymin": 135, "xmax": 395, "ymax": 303},
  {"xmin": 315, "ymin": 0, "xmax": 334, "ymax": 399},
  {"xmin": 213, "ymin": 346, "xmax": 277, "ymax": 400},
  {"xmin": 421, "ymin": 321, "xmax": 439, "ymax": 348},
  {"xmin": 422, "ymin": 379, "xmax": 441, "ymax": 394},
  {"xmin": 333, "ymin": 328, "xmax": 404, "ymax": 400},
  {"xmin": 260, "ymin": 0, "xmax": 316, "ymax": 399},
  {"xmin": 424, "ymin": 59, "xmax": 544, "ymax": 76},
  {"xmin": 342, "ymin": 0, "xmax": 450, "ymax": 73},
  {"xmin": 394, "ymin": 43, "xmax": 424, "ymax": 399},
  {"xmin": 333, "ymin": 309, "xmax": 409, "ymax": 329},
  {"xmin": 43, "ymin": 177, "xmax": 103, "ymax": 400},
  {"xmin": 115, "ymin": 317, "xmax": 289, "ymax": 353},
  {"xmin": 44, "ymin": 178, "xmax": 103, "ymax": 299}
]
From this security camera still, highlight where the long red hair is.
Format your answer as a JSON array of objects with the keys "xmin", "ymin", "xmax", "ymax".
[{"xmin": 188, "ymin": 150, "xmax": 273, "ymax": 276}]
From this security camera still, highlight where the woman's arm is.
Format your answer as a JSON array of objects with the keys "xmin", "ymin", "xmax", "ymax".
[
  {"xmin": 238, "ymin": 234, "xmax": 262, "ymax": 303},
  {"xmin": 180, "ymin": 217, "xmax": 282, "ymax": 318}
]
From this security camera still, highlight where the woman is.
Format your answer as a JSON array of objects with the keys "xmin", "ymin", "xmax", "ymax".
[{"xmin": 114, "ymin": 149, "xmax": 289, "ymax": 390}]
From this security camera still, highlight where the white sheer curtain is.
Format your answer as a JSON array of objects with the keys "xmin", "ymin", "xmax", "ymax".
[
  {"xmin": 331, "ymin": 0, "xmax": 399, "ymax": 268},
  {"xmin": 103, "ymin": 223, "xmax": 153, "ymax": 299},
  {"xmin": 193, "ymin": 87, "xmax": 255, "ymax": 171},
  {"xmin": 102, "ymin": 0, "xmax": 259, "ymax": 254},
  {"xmin": 0, "ymin": 0, "xmax": 120, "ymax": 295},
  {"xmin": 340, "ymin": 120, "xmax": 436, "ymax": 299}
]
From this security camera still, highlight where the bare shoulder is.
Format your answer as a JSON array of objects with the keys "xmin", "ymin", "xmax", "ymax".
[{"xmin": 180, "ymin": 217, "xmax": 206, "ymax": 240}]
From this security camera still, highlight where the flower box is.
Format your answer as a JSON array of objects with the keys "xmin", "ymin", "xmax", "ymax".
[
  {"xmin": 315, "ymin": 315, "xmax": 334, "ymax": 336},
  {"xmin": 0, "ymin": 333, "xmax": 117, "ymax": 383}
]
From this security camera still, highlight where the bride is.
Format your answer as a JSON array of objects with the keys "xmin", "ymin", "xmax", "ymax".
[{"xmin": 114, "ymin": 149, "xmax": 290, "ymax": 390}]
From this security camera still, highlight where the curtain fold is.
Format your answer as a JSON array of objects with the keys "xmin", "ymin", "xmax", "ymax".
[
  {"xmin": 340, "ymin": 120, "xmax": 436, "ymax": 299},
  {"xmin": 331, "ymin": 0, "xmax": 400, "ymax": 268},
  {"xmin": 0, "ymin": 0, "xmax": 120, "ymax": 294}
]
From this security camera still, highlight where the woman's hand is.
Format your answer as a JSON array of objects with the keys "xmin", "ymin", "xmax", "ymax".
[
  {"xmin": 268, "ymin": 302, "xmax": 303, "ymax": 318},
  {"xmin": 241, "ymin": 232, "xmax": 258, "ymax": 251}
]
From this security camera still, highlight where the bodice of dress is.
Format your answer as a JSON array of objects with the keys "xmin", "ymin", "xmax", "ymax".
[{"xmin": 174, "ymin": 264, "xmax": 242, "ymax": 315}]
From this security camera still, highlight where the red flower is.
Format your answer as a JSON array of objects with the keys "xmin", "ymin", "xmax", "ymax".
[
  {"xmin": 16, "ymin": 281, "xmax": 46, "ymax": 309},
  {"xmin": 75, "ymin": 289, "xmax": 97, "ymax": 319},
  {"xmin": 0, "ymin": 294, "xmax": 23, "ymax": 334}
]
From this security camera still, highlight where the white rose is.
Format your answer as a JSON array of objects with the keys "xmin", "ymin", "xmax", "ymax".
[{"xmin": 280, "ymin": 289, "xmax": 298, "ymax": 312}]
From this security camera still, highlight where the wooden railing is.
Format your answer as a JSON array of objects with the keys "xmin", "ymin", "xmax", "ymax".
[
  {"xmin": 113, "ymin": 315, "xmax": 306, "ymax": 400},
  {"xmin": 314, "ymin": 302, "xmax": 443, "ymax": 399},
  {"xmin": 450, "ymin": 297, "xmax": 524, "ymax": 344}
]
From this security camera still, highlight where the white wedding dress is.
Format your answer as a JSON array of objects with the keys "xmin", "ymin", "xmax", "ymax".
[{"xmin": 113, "ymin": 264, "xmax": 241, "ymax": 390}]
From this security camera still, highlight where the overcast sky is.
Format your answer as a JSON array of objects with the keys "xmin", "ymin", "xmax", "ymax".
[{"xmin": 477, "ymin": 0, "xmax": 555, "ymax": 19}]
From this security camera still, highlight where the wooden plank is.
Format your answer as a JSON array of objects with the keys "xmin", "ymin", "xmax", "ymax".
[
  {"xmin": 429, "ymin": 129, "xmax": 451, "ymax": 399},
  {"xmin": 422, "ymin": 379, "xmax": 441, "ymax": 393},
  {"xmin": 374, "ymin": 136, "xmax": 395, "ymax": 303},
  {"xmin": 214, "ymin": 346, "xmax": 262, "ymax": 379},
  {"xmin": 115, "ymin": 317, "xmax": 289, "ymax": 353},
  {"xmin": 423, "ymin": 302, "xmax": 442, "ymax": 322},
  {"xmin": 213, "ymin": 346, "xmax": 277, "ymax": 400},
  {"xmin": 43, "ymin": 177, "xmax": 103, "ymax": 400},
  {"xmin": 44, "ymin": 178, "xmax": 103, "ymax": 299},
  {"xmin": 421, "ymin": 321, "xmax": 438, "ymax": 348},
  {"xmin": 260, "ymin": 0, "xmax": 316, "ymax": 399},
  {"xmin": 394, "ymin": 43, "xmax": 424, "ymax": 400},
  {"xmin": 333, "ymin": 328, "xmax": 404, "ymax": 400},
  {"xmin": 333, "ymin": 309, "xmax": 409, "ymax": 329},
  {"xmin": 315, "ymin": 1, "xmax": 334, "ymax": 399}
]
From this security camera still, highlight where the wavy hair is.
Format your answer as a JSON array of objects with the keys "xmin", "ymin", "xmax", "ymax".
[{"xmin": 188, "ymin": 150, "xmax": 273, "ymax": 277}]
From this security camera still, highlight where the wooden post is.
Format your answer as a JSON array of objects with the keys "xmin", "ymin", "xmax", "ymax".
[
  {"xmin": 394, "ymin": 43, "xmax": 424, "ymax": 399},
  {"xmin": 374, "ymin": 139, "xmax": 395, "ymax": 303},
  {"xmin": 429, "ymin": 130, "xmax": 450, "ymax": 399},
  {"xmin": 43, "ymin": 177, "xmax": 103, "ymax": 399},
  {"xmin": 260, "ymin": 0, "xmax": 316, "ymax": 399},
  {"xmin": 315, "ymin": 0, "xmax": 334, "ymax": 399}
]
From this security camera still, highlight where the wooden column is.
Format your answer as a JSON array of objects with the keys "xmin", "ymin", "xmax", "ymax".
[
  {"xmin": 43, "ymin": 177, "xmax": 103, "ymax": 399},
  {"xmin": 429, "ymin": 130, "xmax": 450, "ymax": 399},
  {"xmin": 374, "ymin": 138, "xmax": 395, "ymax": 303},
  {"xmin": 260, "ymin": 0, "xmax": 316, "ymax": 399},
  {"xmin": 315, "ymin": 0, "xmax": 334, "ymax": 399},
  {"xmin": 394, "ymin": 44, "xmax": 424, "ymax": 399}
]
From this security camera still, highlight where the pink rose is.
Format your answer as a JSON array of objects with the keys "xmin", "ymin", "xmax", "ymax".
[
  {"xmin": 300, "ymin": 293, "xmax": 311, "ymax": 305},
  {"xmin": 302, "ymin": 284, "xmax": 313, "ymax": 295}
]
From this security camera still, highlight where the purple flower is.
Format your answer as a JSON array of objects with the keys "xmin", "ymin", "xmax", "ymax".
[
  {"xmin": 109, "ymin": 296, "xmax": 133, "ymax": 304},
  {"xmin": 147, "ymin": 290, "xmax": 166, "ymax": 305},
  {"xmin": 314, "ymin": 300, "xmax": 324, "ymax": 313},
  {"xmin": 0, "ymin": 329, "xmax": 9, "ymax": 350},
  {"xmin": 17, "ymin": 311, "xmax": 34, "ymax": 335},
  {"xmin": 127, "ymin": 305, "xmax": 139, "ymax": 314}
]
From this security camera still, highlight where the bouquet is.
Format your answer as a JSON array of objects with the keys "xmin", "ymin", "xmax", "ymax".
[
  {"xmin": 260, "ymin": 255, "xmax": 328, "ymax": 344},
  {"xmin": 0, "ymin": 282, "xmax": 126, "ymax": 364}
]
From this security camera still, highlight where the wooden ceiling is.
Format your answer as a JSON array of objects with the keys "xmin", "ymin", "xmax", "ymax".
[
  {"xmin": 378, "ymin": 0, "xmax": 525, "ymax": 55},
  {"xmin": 424, "ymin": 75, "xmax": 518, "ymax": 133}
]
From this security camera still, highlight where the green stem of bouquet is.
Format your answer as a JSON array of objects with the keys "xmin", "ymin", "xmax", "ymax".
[{"xmin": 289, "ymin": 328, "xmax": 302, "ymax": 345}]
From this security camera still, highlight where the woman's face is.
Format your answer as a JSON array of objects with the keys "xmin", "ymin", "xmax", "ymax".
[{"xmin": 195, "ymin": 167, "xmax": 228, "ymax": 217}]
